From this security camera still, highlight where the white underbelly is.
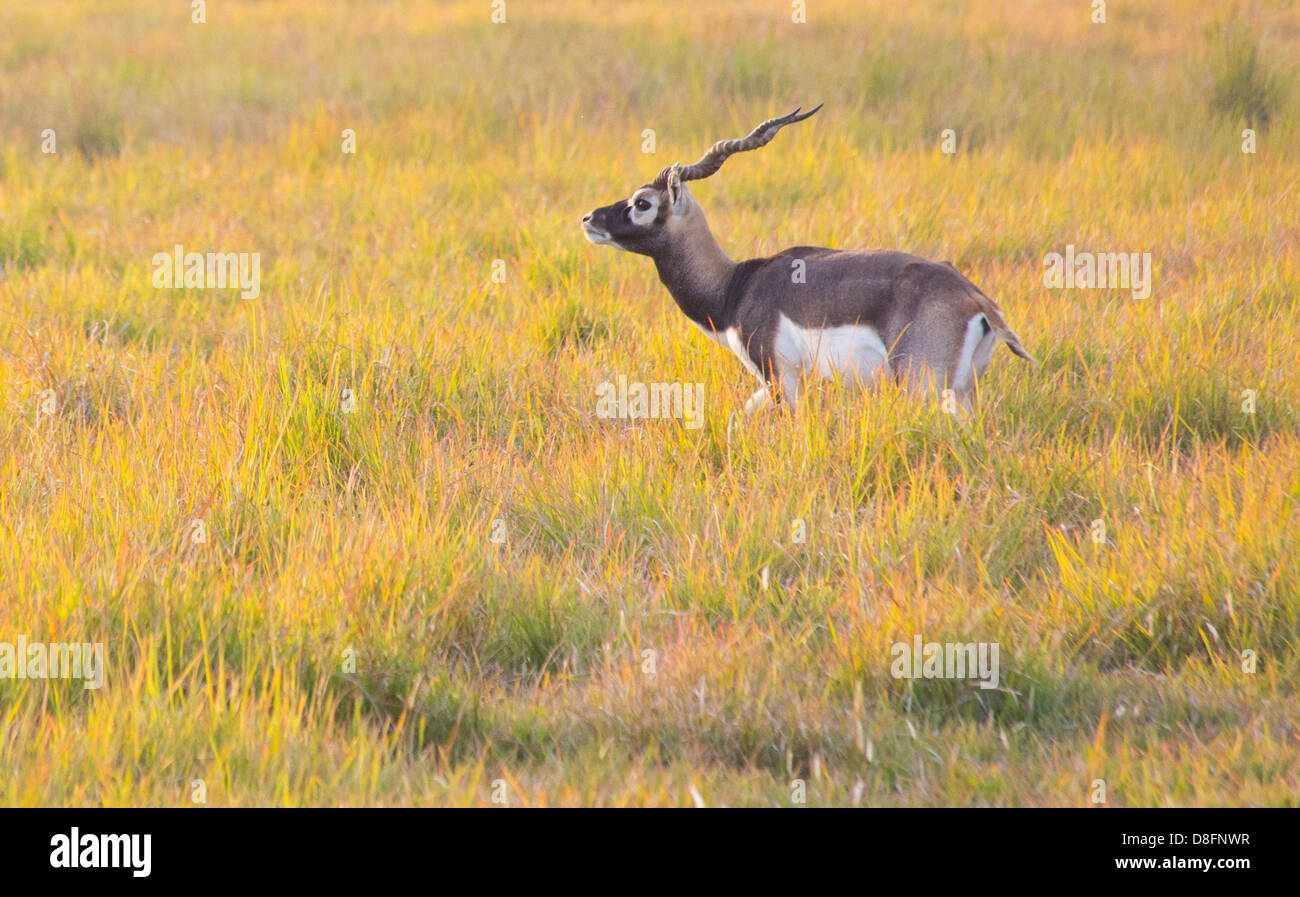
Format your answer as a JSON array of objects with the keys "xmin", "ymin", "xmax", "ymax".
[{"xmin": 773, "ymin": 316, "xmax": 890, "ymax": 386}]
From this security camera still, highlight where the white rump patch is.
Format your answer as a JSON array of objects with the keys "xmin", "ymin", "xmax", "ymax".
[
  {"xmin": 971, "ymin": 319, "xmax": 997, "ymax": 376},
  {"xmin": 955, "ymin": 314, "xmax": 995, "ymax": 391}
]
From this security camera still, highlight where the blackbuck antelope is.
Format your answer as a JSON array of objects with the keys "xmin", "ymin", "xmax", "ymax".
[{"xmin": 582, "ymin": 106, "xmax": 1035, "ymax": 415}]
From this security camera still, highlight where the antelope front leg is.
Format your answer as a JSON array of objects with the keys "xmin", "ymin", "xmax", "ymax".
[
  {"xmin": 743, "ymin": 387, "xmax": 772, "ymax": 416},
  {"xmin": 944, "ymin": 387, "xmax": 975, "ymax": 424},
  {"xmin": 743, "ymin": 375, "xmax": 800, "ymax": 417}
]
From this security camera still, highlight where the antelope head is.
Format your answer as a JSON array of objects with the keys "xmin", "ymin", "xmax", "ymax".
[{"xmin": 581, "ymin": 105, "xmax": 823, "ymax": 256}]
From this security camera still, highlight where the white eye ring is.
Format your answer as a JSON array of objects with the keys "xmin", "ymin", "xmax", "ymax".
[{"xmin": 628, "ymin": 193, "xmax": 658, "ymax": 226}]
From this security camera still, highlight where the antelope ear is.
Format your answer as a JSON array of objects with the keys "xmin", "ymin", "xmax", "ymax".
[{"xmin": 666, "ymin": 164, "xmax": 686, "ymax": 211}]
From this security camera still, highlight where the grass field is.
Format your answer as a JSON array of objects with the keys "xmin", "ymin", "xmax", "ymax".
[{"xmin": 1, "ymin": 0, "xmax": 1297, "ymax": 806}]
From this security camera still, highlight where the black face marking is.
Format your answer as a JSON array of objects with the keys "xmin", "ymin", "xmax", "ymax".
[{"xmin": 581, "ymin": 185, "xmax": 671, "ymax": 256}]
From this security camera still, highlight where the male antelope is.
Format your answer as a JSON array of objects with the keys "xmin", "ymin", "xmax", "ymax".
[{"xmin": 581, "ymin": 106, "xmax": 1034, "ymax": 415}]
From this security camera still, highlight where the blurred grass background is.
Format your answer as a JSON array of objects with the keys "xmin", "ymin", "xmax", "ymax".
[{"xmin": 0, "ymin": 0, "xmax": 1297, "ymax": 805}]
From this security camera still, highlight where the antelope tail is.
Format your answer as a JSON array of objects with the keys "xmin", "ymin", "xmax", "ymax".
[{"xmin": 988, "ymin": 312, "xmax": 1036, "ymax": 364}]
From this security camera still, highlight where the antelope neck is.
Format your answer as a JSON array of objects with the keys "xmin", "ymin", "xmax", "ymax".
[{"xmin": 651, "ymin": 227, "xmax": 738, "ymax": 334}]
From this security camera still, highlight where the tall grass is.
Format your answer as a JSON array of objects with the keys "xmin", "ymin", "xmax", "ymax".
[
  {"xmin": 1210, "ymin": 23, "xmax": 1286, "ymax": 128},
  {"xmin": 0, "ymin": 0, "xmax": 1297, "ymax": 805}
]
